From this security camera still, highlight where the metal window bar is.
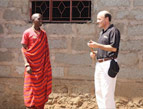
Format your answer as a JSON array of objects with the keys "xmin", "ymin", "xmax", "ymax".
[{"xmin": 29, "ymin": 0, "xmax": 91, "ymax": 23}]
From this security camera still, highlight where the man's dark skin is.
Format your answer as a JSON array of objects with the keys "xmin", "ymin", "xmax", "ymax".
[{"xmin": 22, "ymin": 13, "xmax": 42, "ymax": 74}]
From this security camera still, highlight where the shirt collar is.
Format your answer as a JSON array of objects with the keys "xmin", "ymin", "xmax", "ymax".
[{"xmin": 102, "ymin": 24, "xmax": 114, "ymax": 34}]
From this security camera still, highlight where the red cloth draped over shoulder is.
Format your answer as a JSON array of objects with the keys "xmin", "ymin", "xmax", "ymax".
[{"xmin": 22, "ymin": 29, "xmax": 52, "ymax": 107}]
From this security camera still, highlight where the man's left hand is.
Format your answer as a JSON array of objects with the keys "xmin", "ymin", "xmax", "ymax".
[{"xmin": 87, "ymin": 40, "xmax": 99, "ymax": 48}]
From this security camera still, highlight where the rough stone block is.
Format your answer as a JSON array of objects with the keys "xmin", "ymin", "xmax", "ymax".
[
  {"xmin": 120, "ymin": 40, "xmax": 143, "ymax": 51},
  {"xmin": 5, "ymin": 24, "xmax": 30, "ymax": 34},
  {"xmin": 7, "ymin": 0, "xmax": 29, "ymax": 17},
  {"xmin": 3, "ymin": 8, "xmax": 22, "ymax": 21},
  {"xmin": 8, "ymin": 0, "xmax": 28, "ymax": 8},
  {"xmin": 116, "ymin": 79, "xmax": 143, "ymax": 97},
  {"xmin": 46, "ymin": 24, "xmax": 72, "ymax": 35},
  {"xmin": 48, "ymin": 38, "xmax": 67, "ymax": 49},
  {"xmin": 0, "ymin": 0, "xmax": 9, "ymax": 8},
  {"xmin": 116, "ymin": 10, "xmax": 129, "ymax": 19},
  {"xmin": 0, "ymin": 66, "xmax": 11, "ymax": 77},
  {"xmin": 118, "ymin": 66, "xmax": 143, "ymax": 79},
  {"xmin": 72, "ymin": 37, "xmax": 91, "ymax": 51},
  {"xmin": 55, "ymin": 53, "xmax": 91, "ymax": 65},
  {"xmin": 53, "ymin": 78, "xmax": 143, "ymax": 97},
  {"xmin": 138, "ymin": 51, "xmax": 143, "ymax": 69},
  {"xmin": 133, "ymin": 0, "xmax": 143, "ymax": 6},
  {"xmin": 52, "ymin": 79, "xmax": 94, "ymax": 94},
  {"xmin": 100, "ymin": 0, "xmax": 130, "ymax": 7},
  {"xmin": 52, "ymin": 66, "xmax": 64, "ymax": 77},
  {"xmin": 114, "ymin": 23, "xmax": 125, "ymax": 35},
  {"xmin": 0, "ymin": 24, "xmax": 4, "ymax": 34},
  {"xmin": 75, "ymin": 24, "xmax": 95, "ymax": 35},
  {"xmin": 94, "ymin": 1, "xmax": 105, "ymax": 11},
  {"xmin": 15, "ymin": 66, "xmax": 25, "ymax": 75},
  {"xmin": 116, "ymin": 9, "xmax": 143, "ymax": 20},
  {"xmin": 118, "ymin": 52, "xmax": 138, "ymax": 66},
  {"xmin": 0, "ymin": 51, "xmax": 13, "ymax": 61},
  {"xmin": 0, "ymin": 37, "xmax": 21, "ymax": 48},
  {"xmin": 131, "ymin": 10, "xmax": 143, "ymax": 20},
  {"xmin": 127, "ymin": 24, "xmax": 143, "ymax": 36},
  {"xmin": 18, "ymin": 52, "xmax": 24, "ymax": 63},
  {"xmin": 0, "ymin": 78, "xmax": 25, "ymax": 108},
  {"xmin": 68, "ymin": 66, "xmax": 94, "ymax": 79}
]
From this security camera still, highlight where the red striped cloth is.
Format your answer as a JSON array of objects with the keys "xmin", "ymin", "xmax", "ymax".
[{"xmin": 22, "ymin": 30, "xmax": 52, "ymax": 107}]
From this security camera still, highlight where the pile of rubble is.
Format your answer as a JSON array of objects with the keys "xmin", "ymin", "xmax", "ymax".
[{"xmin": 45, "ymin": 93, "xmax": 143, "ymax": 109}]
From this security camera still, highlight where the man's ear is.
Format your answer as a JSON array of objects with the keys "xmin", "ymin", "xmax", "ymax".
[{"xmin": 105, "ymin": 17, "xmax": 109, "ymax": 23}]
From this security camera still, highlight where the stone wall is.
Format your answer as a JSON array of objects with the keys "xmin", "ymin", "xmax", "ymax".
[{"xmin": 0, "ymin": 0, "xmax": 143, "ymax": 108}]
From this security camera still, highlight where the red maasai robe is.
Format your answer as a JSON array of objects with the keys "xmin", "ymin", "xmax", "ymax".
[{"xmin": 21, "ymin": 28, "xmax": 52, "ymax": 107}]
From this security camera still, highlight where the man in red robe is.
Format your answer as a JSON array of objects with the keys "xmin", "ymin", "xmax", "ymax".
[{"xmin": 21, "ymin": 13, "xmax": 52, "ymax": 109}]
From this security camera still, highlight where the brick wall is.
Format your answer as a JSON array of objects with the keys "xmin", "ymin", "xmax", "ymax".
[{"xmin": 0, "ymin": 0, "xmax": 143, "ymax": 108}]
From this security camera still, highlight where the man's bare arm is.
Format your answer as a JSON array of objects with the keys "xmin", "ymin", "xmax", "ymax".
[
  {"xmin": 87, "ymin": 41, "xmax": 117, "ymax": 52},
  {"xmin": 21, "ymin": 44, "xmax": 32, "ymax": 74},
  {"xmin": 95, "ymin": 44, "xmax": 117, "ymax": 52},
  {"xmin": 22, "ymin": 44, "xmax": 30, "ymax": 66}
]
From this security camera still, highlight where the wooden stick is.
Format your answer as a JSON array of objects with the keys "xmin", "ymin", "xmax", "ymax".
[
  {"xmin": 90, "ymin": 48, "xmax": 96, "ymax": 68},
  {"xmin": 90, "ymin": 48, "xmax": 94, "ymax": 54}
]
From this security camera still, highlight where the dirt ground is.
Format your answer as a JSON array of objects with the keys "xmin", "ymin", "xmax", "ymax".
[{"xmin": 44, "ymin": 93, "xmax": 143, "ymax": 109}]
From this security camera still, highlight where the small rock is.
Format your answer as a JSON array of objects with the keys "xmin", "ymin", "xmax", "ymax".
[
  {"xmin": 47, "ymin": 99, "xmax": 53, "ymax": 105},
  {"xmin": 85, "ymin": 93, "xmax": 90, "ymax": 98}
]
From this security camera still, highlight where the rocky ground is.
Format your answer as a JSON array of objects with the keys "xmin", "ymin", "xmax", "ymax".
[{"xmin": 44, "ymin": 93, "xmax": 143, "ymax": 109}]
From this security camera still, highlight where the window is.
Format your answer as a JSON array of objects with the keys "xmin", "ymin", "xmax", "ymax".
[{"xmin": 29, "ymin": 0, "xmax": 91, "ymax": 23}]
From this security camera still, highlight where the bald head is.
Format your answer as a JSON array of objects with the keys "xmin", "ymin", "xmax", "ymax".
[
  {"xmin": 31, "ymin": 13, "xmax": 43, "ymax": 28},
  {"xmin": 31, "ymin": 13, "xmax": 42, "ymax": 22},
  {"xmin": 96, "ymin": 10, "xmax": 112, "ymax": 30},
  {"xmin": 97, "ymin": 10, "xmax": 112, "ymax": 22}
]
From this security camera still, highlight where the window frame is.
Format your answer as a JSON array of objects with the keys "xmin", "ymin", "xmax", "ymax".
[{"xmin": 29, "ymin": 0, "xmax": 91, "ymax": 23}]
